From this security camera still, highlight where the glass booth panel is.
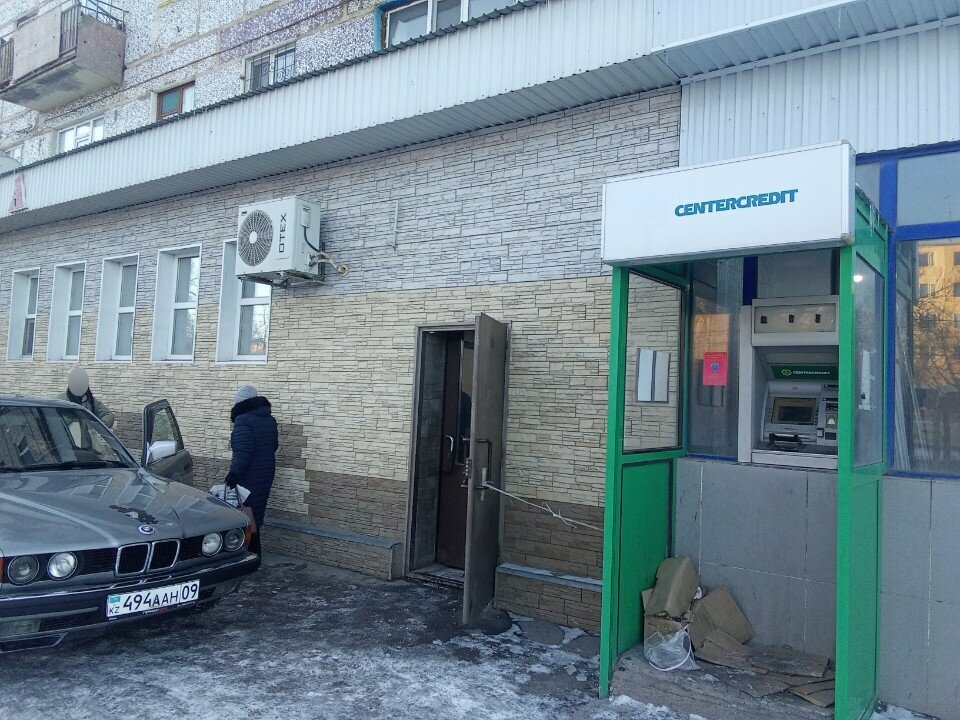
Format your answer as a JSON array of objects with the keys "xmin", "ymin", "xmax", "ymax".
[
  {"xmin": 894, "ymin": 238, "xmax": 960, "ymax": 474},
  {"xmin": 688, "ymin": 259, "xmax": 742, "ymax": 457},
  {"xmin": 622, "ymin": 273, "xmax": 682, "ymax": 452},
  {"xmin": 854, "ymin": 258, "xmax": 884, "ymax": 466}
]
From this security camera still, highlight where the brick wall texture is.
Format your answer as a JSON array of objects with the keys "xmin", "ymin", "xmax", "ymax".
[{"xmin": 0, "ymin": 89, "xmax": 681, "ymax": 628}]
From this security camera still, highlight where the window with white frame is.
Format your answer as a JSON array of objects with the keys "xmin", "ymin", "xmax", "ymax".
[
  {"xmin": 245, "ymin": 44, "xmax": 296, "ymax": 92},
  {"xmin": 3, "ymin": 144, "xmax": 23, "ymax": 162},
  {"xmin": 57, "ymin": 117, "xmax": 104, "ymax": 153},
  {"xmin": 96, "ymin": 257, "xmax": 138, "ymax": 361},
  {"xmin": 383, "ymin": 0, "xmax": 511, "ymax": 46},
  {"xmin": 152, "ymin": 247, "xmax": 201, "ymax": 362},
  {"xmin": 7, "ymin": 269, "xmax": 39, "ymax": 361},
  {"xmin": 47, "ymin": 263, "xmax": 86, "ymax": 361},
  {"xmin": 217, "ymin": 241, "xmax": 271, "ymax": 362}
]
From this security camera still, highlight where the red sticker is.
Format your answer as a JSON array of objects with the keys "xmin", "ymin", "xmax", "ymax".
[{"xmin": 702, "ymin": 352, "xmax": 727, "ymax": 386}]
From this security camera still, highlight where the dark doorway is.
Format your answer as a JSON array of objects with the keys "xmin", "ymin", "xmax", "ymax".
[
  {"xmin": 407, "ymin": 316, "xmax": 508, "ymax": 624},
  {"xmin": 435, "ymin": 330, "xmax": 473, "ymax": 570}
]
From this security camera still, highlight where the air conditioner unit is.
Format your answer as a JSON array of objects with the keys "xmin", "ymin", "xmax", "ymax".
[{"xmin": 236, "ymin": 197, "xmax": 321, "ymax": 283}]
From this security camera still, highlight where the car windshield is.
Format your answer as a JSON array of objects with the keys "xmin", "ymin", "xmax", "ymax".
[{"xmin": 0, "ymin": 404, "xmax": 133, "ymax": 472}]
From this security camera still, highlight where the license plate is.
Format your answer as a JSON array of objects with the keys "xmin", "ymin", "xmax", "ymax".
[{"xmin": 106, "ymin": 580, "xmax": 200, "ymax": 619}]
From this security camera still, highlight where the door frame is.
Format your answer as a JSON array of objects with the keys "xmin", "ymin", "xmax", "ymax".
[
  {"xmin": 404, "ymin": 322, "xmax": 474, "ymax": 578},
  {"xmin": 599, "ymin": 266, "xmax": 689, "ymax": 693}
]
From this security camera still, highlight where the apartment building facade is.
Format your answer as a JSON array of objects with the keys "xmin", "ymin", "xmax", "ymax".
[{"xmin": 0, "ymin": 1, "xmax": 958, "ymax": 718}]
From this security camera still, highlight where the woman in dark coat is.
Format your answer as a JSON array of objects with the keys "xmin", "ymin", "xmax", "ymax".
[{"xmin": 225, "ymin": 384, "xmax": 278, "ymax": 555}]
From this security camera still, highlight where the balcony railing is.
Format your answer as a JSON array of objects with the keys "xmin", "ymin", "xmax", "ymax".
[{"xmin": 60, "ymin": 0, "xmax": 125, "ymax": 56}]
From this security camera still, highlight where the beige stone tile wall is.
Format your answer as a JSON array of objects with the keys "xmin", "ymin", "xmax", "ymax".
[{"xmin": 0, "ymin": 275, "xmax": 613, "ymax": 535}]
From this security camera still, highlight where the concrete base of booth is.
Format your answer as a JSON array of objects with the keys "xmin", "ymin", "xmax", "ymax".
[{"xmin": 675, "ymin": 457, "xmax": 837, "ymax": 659}]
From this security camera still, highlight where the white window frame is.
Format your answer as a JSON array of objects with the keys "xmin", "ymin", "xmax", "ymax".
[
  {"xmin": 47, "ymin": 262, "xmax": 86, "ymax": 362},
  {"xmin": 3, "ymin": 143, "xmax": 23, "ymax": 162},
  {"xmin": 7, "ymin": 268, "xmax": 40, "ymax": 362},
  {"xmin": 96, "ymin": 255, "xmax": 138, "ymax": 362},
  {"xmin": 152, "ymin": 245, "xmax": 202, "ymax": 363},
  {"xmin": 383, "ymin": 0, "xmax": 507, "ymax": 46},
  {"xmin": 244, "ymin": 43, "xmax": 297, "ymax": 92},
  {"xmin": 216, "ymin": 240, "xmax": 271, "ymax": 363},
  {"xmin": 56, "ymin": 116, "xmax": 105, "ymax": 154}
]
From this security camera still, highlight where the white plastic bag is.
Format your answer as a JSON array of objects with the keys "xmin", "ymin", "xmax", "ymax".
[
  {"xmin": 209, "ymin": 483, "xmax": 251, "ymax": 508},
  {"xmin": 643, "ymin": 627, "xmax": 699, "ymax": 672}
]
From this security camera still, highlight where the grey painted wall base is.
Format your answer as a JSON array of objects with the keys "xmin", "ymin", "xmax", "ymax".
[
  {"xmin": 674, "ymin": 458, "xmax": 837, "ymax": 659},
  {"xmin": 878, "ymin": 475, "xmax": 960, "ymax": 720}
]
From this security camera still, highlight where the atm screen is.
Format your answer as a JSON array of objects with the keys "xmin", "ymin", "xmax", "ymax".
[{"xmin": 771, "ymin": 396, "xmax": 817, "ymax": 425}]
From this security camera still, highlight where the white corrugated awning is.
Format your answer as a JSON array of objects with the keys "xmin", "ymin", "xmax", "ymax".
[{"xmin": 0, "ymin": 0, "xmax": 956, "ymax": 233}]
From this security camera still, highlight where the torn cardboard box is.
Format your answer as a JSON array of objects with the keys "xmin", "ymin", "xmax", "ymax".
[
  {"xmin": 643, "ymin": 615, "xmax": 686, "ymax": 640},
  {"xmin": 694, "ymin": 629, "xmax": 757, "ymax": 673},
  {"xmin": 688, "ymin": 587, "xmax": 754, "ymax": 650},
  {"xmin": 645, "ymin": 557, "xmax": 699, "ymax": 619}
]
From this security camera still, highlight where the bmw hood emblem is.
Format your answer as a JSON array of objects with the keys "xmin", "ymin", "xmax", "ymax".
[{"xmin": 138, "ymin": 524, "xmax": 156, "ymax": 536}]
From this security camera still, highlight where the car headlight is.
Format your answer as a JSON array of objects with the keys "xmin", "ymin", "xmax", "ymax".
[
  {"xmin": 201, "ymin": 532, "xmax": 223, "ymax": 557},
  {"xmin": 223, "ymin": 528, "xmax": 244, "ymax": 552},
  {"xmin": 8, "ymin": 556, "xmax": 40, "ymax": 585},
  {"xmin": 47, "ymin": 552, "xmax": 78, "ymax": 580}
]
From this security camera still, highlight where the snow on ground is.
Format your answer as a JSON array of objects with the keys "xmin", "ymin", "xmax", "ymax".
[{"xmin": 0, "ymin": 555, "xmax": 937, "ymax": 720}]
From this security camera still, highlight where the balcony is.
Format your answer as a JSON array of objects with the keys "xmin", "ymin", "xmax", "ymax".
[{"xmin": 0, "ymin": 0, "xmax": 125, "ymax": 112}]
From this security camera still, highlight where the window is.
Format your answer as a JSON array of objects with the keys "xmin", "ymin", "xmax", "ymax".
[
  {"xmin": 919, "ymin": 283, "xmax": 932, "ymax": 298},
  {"xmin": 96, "ymin": 257, "xmax": 138, "ymax": 361},
  {"xmin": 919, "ymin": 252, "xmax": 932, "ymax": 267},
  {"xmin": 898, "ymin": 151, "xmax": 960, "ymax": 225},
  {"xmin": 895, "ymin": 238, "xmax": 960, "ymax": 474},
  {"xmin": 57, "ymin": 117, "xmax": 104, "ymax": 153},
  {"xmin": 3, "ymin": 144, "xmax": 23, "ymax": 162},
  {"xmin": 47, "ymin": 263, "xmax": 86, "ymax": 362},
  {"xmin": 954, "ymin": 283, "xmax": 960, "ymax": 298},
  {"xmin": 157, "ymin": 82, "xmax": 195, "ymax": 120},
  {"xmin": 7, "ymin": 269, "xmax": 39, "ymax": 360},
  {"xmin": 152, "ymin": 247, "xmax": 201, "ymax": 362},
  {"xmin": 382, "ymin": 0, "xmax": 513, "ymax": 46},
  {"xmin": 245, "ymin": 45, "xmax": 296, "ymax": 92},
  {"xmin": 217, "ymin": 242, "xmax": 271, "ymax": 362}
]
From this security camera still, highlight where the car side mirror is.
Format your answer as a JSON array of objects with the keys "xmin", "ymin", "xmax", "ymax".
[{"xmin": 146, "ymin": 439, "xmax": 177, "ymax": 465}]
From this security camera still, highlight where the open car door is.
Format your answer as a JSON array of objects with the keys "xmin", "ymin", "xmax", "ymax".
[{"xmin": 142, "ymin": 400, "xmax": 194, "ymax": 485}]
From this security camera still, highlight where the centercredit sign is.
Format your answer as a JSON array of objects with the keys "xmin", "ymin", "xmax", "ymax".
[
  {"xmin": 674, "ymin": 188, "xmax": 799, "ymax": 217},
  {"xmin": 601, "ymin": 142, "xmax": 856, "ymax": 265}
]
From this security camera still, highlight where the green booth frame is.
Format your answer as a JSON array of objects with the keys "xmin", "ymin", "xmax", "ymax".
[{"xmin": 598, "ymin": 192, "xmax": 889, "ymax": 720}]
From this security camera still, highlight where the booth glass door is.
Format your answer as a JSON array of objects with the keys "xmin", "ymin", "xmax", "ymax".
[
  {"xmin": 600, "ymin": 267, "xmax": 687, "ymax": 693},
  {"xmin": 836, "ymin": 209, "xmax": 887, "ymax": 720}
]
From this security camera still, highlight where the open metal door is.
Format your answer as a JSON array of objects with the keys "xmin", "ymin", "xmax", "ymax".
[
  {"xmin": 835, "ymin": 198, "xmax": 887, "ymax": 720},
  {"xmin": 462, "ymin": 313, "xmax": 508, "ymax": 625}
]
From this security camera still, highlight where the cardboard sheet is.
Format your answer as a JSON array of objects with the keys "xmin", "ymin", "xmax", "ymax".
[
  {"xmin": 688, "ymin": 587, "xmax": 755, "ymax": 649},
  {"xmin": 789, "ymin": 680, "xmax": 836, "ymax": 708},
  {"xmin": 646, "ymin": 557, "xmax": 699, "ymax": 619},
  {"xmin": 747, "ymin": 646, "xmax": 829, "ymax": 678},
  {"xmin": 694, "ymin": 630, "xmax": 757, "ymax": 672},
  {"xmin": 700, "ymin": 664, "xmax": 790, "ymax": 698}
]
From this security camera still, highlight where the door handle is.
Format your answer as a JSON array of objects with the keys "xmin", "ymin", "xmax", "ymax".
[{"xmin": 445, "ymin": 435, "xmax": 455, "ymax": 455}]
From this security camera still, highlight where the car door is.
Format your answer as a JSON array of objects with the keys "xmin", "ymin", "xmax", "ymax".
[{"xmin": 142, "ymin": 400, "xmax": 194, "ymax": 485}]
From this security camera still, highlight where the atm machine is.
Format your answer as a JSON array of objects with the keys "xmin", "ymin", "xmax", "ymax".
[{"xmin": 737, "ymin": 256, "xmax": 844, "ymax": 470}]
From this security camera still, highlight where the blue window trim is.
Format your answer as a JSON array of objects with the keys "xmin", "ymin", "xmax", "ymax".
[
  {"xmin": 373, "ymin": 0, "xmax": 417, "ymax": 51},
  {"xmin": 858, "ymin": 143, "xmax": 960, "ymax": 480}
]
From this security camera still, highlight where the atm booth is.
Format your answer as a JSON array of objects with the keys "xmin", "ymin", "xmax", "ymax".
[{"xmin": 598, "ymin": 142, "xmax": 888, "ymax": 720}]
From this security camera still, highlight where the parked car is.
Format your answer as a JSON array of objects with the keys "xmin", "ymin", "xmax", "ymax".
[{"xmin": 0, "ymin": 395, "xmax": 259, "ymax": 652}]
